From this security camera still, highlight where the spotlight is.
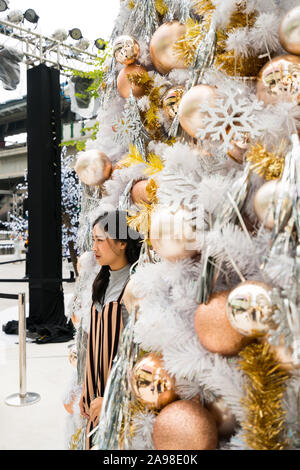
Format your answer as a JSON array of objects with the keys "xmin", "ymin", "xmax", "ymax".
[
  {"xmin": 52, "ymin": 28, "xmax": 68, "ymax": 42},
  {"xmin": 24, "ymin": 8, "xmax": 39, "ymax": 24},
  {"xmin": 7, "ymin": 9, "xmax": 23, "ymax": 23},
  {"xmin": 94, "ymin": 38, "xmax": 106, "ymax": 51},
  {"xmin": 76, "ymin": 38, "xmax": 90, "ymax": 51},
  {"xmin": 69, "ymin": 28, "xmax": 82, "ymax": 41},
  {"xmin": 0, "ymin": 0, "xmax": 8, "ymax": 13}
]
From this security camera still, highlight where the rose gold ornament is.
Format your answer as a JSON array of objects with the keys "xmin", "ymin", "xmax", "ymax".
[
  {"xmin": 194, "ymin": 291, "xmax": 251, "ymax": 356},
  {"xmin": 113, "ymin": 35, "xmax": 140, "ymax": 65},
  {"xmin": 75, "ymin": 150, "xmax": 112, "ymax": 186},
  {"xmin": 122, "ymin": 278, "xmax": 142, "ymax": 318},
  {"xmin": 207, "ymin": 398, "xmax": 237, "ymax": 438},
  {"xmin": 253, "ymin": 180, "xmax": 292, "ymax": 230},
  {"xmin": 227, "ymin": 134, "xmax": 250, "ymax": 164},
  {"xmin": 162, "ymin": 85, "xmax": 185, "ymax": 121},
  {"xmin": 130, "ymin": 353, "xmax": 177, "ymax": 410},
  {"xmin": 117, "ymin": 64, "xmax": 147, "ymax": 99},
  {"xmin": 150, "ymin": 206, "xmax": 198, "ymax": 262},
  {"xmin": 153, "ymin": 399, "xmax": 218, "ymax": 450},
  {"xmin": 226, "ymin": 281, "xmax": 275, "ymax": 338},
  {"xmin": 131, "ymin": 179, "xmax": 151, "ymax": 205},
  {"xmin": 64, "ymin": 397, "xmax": 74, "ymax": 415},
  {"xmin": 279, "ymin": 6, "xmax": 300, "ymax": 56},
  {"xmin": 257, "ymin": 55, "xmax": 300, "ymax": 105},
  {"xmin": 178, "ymin": 85, "xmax": 219, "ymax": 138},
  {"xmin": 150, "ymin": 21, "xmax": 187, "ymax": 75}
]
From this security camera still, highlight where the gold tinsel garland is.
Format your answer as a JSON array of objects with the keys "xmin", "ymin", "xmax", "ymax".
[
  {"xmin": 128, "ymin": 0, "xmax": 136, "ymax": 10},
  {"xmin": 174, "ymin": 1, "xmax": 266, "ymax": 77},
  {"xmin": 127, "ymin": 70, "xmax": 165, "ymax": 140},
  {"xmin": 119, "ymin": 399, "xmax": 160, "ymax": 449},
  {"xmin": 239, "ymin": 343, "xmax": 289, "ymax": 450},
  {"xmin": 155, "ymin": 0, "xmax": 168, "ymax": 16},
  {"xmin": 246, "ymin": 141, "xmax": 286, "ymax": 180},
  {"xmin": 69, "ymin": 427, "xmax": 83, "ymax": 450},
  {"xmin": 119, "ymin": 144, "xmax": 164, "ymax": 176}
]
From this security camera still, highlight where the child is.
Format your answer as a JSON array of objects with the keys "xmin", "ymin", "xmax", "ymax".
[{"xmin": 79, "ymin": 209, "xmax": 142, "ymax": 449}]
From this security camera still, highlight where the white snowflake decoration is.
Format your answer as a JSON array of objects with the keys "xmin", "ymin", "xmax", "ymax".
[
  {"xmin": 196, "ymin": 90, "xmax": 265, "ymax": 153},
  {"xmin": 113, "ymin": 94, "xmax": 146, "ymax": 148}
]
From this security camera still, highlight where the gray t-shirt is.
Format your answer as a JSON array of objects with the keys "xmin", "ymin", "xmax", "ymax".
[{"xmin": 95, "ymin": 263, "xmax": 131, "ymax": 326}]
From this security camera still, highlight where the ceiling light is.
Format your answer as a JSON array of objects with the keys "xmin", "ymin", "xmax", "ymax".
[
  {"xmin": 24, "ymin": 8, "xmax": 39, "ymax": 24},
  {"xmin": 69, "ymin": 28, "xmax": 83, "ymax": 41},
  {"xmin": 94, "ymin": 38, "xmax": 106, "ymax": 50},
  {"xmin": 76, "ymin": 38, "xmax": 90, "ymax": 51},
  {"xmin": 0, "ymin": 0, "xmax": 8, "ymax": 13},
  {"xmin": 7, "ymin": 9, "xmax": 23, "ymax": 23},
  {"xmin": 51, "ymin": 28, "xmax": 68, "ymax": 42}
]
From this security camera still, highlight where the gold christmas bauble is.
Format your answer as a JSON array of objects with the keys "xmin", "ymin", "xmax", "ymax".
[
  {"xmin": 256, "ymin": 55, "xmax": 300, "ymax": 105},
  {"xmin": 131, "ymin": 179, "xmax": 151, "ymax": 205},
  {"xmin": 279, "ymin": 6, "xmax": 300, "ymax": 56},
  {"xmin": 207, "ymin": 398, "xmax": 237, "ymax": 438},
  {"xmin": 162, "ymin": 85, "xmax": 185, "ymax": 121},
  {"xmin": 153, "ymin": 400, "xmax": 218, "ymax": 450},
  {"xmin": 117, "ymin": 64, "xmax": 147, "ymax": 99},
  {"xmin": 75, "ymin": 150, "xmax": 112, "ymax": 186},
  {"xmin": 226, "ymin": 281, "xmax": 275, "ymax": 338},
  {"xmin": 150, "ymin": 21, "xmax": 187, "ymax": 75},
  {"xmin": 130, "ymin": 353, "xmax": 177, "ymax": 410},
  {"xmin": 194, "ymin": 291, "xmax": 251, "ymax": 356},
  {"xmin": 113, "ymin": 35, "xmax": 140, "ymax": 65},
  {"xmin": 178, "ymin": 85, "xmax": 219, "ymax": 138},
  {"xmin": 150, "ymin": 206, "xmax": 198, "ymax": 262},
  {"xmin": 253, "ymin": 180, "xmax": 292, "ymax": 230}
]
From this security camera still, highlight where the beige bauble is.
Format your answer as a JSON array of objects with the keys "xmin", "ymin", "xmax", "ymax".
[
  {"xmin": 279, "ymin": 6, "xmax": 300, "ymax": 55},
  {"xmin": 207, "ymin": 398, "xmax": 237, "ymax": 438},
  {"xmin": 150, "ymin": 21, "xmax": 187, "ymax": 75},
  {"xmin": 131, "ymin": 179, "xmax": 151, "ymax": 205},
  {"xmin": 130, "ymin": 353, "xmax": 177, "ymax": 410},
  {"xmin": 178, "ymin": 85, "xmax": 219, "ymax": 138},
  {"xmin": 153, "ymin": 400, "xmax": 218, "ymax": 450},
  {"xmin": 194, "ymin": 291, "xmax": 251, "ymax": 356},
  {"xmin": 261, "ymin": 336, "xmax": 299, "ymax": 373},
  {"xmin": 113, "ymin": 35, "xmax": 140, "ymax": 65},
  {"xmin": 117, "ymin": 64, "xmax": 147, "ymax": 99},
  {"xmin": 226, "ymin": 281, "xmax": 275, "ymax": 338},
  {"xmin": 253, "ymin": 180, "xmax": 292, "ymax": 230},
  {"xmin": 257, "ymin": 55, "xmax": 300, "ymax": 105},
  {"xmin": 75, "ymin": 150, "xmax": 112, "ymax": 186},
  {"xmin": 150, "ymin": 206, "xmax": 198, "ymax": 261}
]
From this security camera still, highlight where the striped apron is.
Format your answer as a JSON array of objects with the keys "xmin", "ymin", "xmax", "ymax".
[{"xmin": 82, "ymin": 284, "xmax": 127, "ymax": 450}]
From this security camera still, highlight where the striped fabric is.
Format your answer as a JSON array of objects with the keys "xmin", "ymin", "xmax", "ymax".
[{"xmin": 83, "ymin": 285, "xmax": 127, "ymax": 449}]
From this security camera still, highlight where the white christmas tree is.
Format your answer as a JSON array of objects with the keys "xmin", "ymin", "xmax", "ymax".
[{"xmin": 71, "ymin": 0, "xmax": 300, "ymax": 451}]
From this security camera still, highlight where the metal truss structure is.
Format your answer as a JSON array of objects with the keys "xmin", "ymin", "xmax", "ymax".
[{"xmin": 0, "ymin": 18, "xmax": 99, "ymax": 76}]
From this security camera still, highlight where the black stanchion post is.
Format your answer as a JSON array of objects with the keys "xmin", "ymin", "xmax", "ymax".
[{"xmin": 26, "ymin": 64, "xmax": 65, "ymax": 329}]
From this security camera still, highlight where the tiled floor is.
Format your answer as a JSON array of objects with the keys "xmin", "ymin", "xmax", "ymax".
[{"xmin": 0, "ymin": 256, "xmax": 75, "ymax": 450}]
